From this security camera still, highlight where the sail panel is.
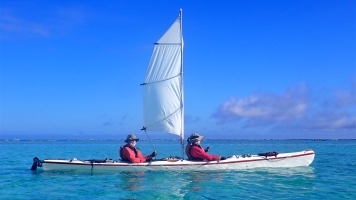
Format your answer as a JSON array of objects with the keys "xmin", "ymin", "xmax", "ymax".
[
  {"xmin": 142, "ymin": 76, "xmax": 182, "ymax": 135},
  {"xmin": 144, "ymin": 45, "xmax": 181, "ymax": 83},
  {"xmin": 157, "ymin": 18, "xmax": 181, "ymax": 44}
]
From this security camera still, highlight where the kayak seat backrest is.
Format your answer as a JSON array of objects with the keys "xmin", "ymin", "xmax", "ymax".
[
  {"xmin": 119, "ymin": 145, "xmax": 129, "ymax": 161},
  {"xmin": 185, "ymin": 143, "xmax": 194, "ymax": 160}
]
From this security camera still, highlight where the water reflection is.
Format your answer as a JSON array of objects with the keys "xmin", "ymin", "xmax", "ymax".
[
  {"xmin": 250, "ymin": 166, "xmax": 316, "ymax": 178},
  {"xmin": 185, "ymin": 171, "xmax": 224, "ymax": 192},
  {"xmin": 115, "ymin": 171, "xmax": 189, "ymax": 199},
  {"xmin": 33, "ymin": 167, "xmax": 316, "ymax": 199},
  {"xmin": 115, "ymin": 172, "xmax": 146, "ymax": 191}
]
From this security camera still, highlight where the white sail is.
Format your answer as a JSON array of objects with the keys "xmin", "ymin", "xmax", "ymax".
[{"xmin": 141, "ymin": 12, "xmax": 184, "ymax": 138}]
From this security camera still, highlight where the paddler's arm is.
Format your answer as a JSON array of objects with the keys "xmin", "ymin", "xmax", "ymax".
[
  {"xmin": 144, "ymin": 151, "xmax": 157, "ymax": 162},
  {"xmin": 191, "ymin": 146, "xmax": 219, "ymax": 161}
]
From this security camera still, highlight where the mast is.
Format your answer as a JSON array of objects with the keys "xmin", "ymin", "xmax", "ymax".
[{"xmin": 179, "ymin": 9, "xmax": 184, "ymax": 159}]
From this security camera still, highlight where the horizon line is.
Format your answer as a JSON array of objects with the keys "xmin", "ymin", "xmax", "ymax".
[{"xmin": 1, "ymin": 138, "xmax": 354, "ymax": 141}]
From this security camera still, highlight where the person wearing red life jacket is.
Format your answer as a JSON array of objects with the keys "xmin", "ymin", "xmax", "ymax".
[
  {"xmin": 120, "ymin": 134, "xmax": 157, "ymax": 163},
  {"xmin": 185, "ymin": 133, "xmax": 226, "ymax": 161}
]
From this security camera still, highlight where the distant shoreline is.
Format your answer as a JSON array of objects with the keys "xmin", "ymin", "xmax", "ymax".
[{"xmin": 1, "ymin": 139, "xmax": 354, "ymax": 142}]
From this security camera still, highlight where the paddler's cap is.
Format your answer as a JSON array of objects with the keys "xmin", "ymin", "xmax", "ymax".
[
  {"xmin": 188, "ymin": 133, "xmax": 204, "ymax": 143},
  {"xmin": 125, "ymin": 134, "xmax": 139, "ymax": 143}
]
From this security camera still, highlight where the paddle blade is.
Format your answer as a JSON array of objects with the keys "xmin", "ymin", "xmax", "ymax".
[
  {"xmin": 30, "ymin": 162, "xmax": 37, "ymax": 170},
  {"xmin": 30, "ymin": 157, "xmax": 41, "ymax": 170}
]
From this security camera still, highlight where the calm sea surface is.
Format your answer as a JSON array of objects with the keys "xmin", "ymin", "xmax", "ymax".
[{"xmin": 0, "ymin": 139, "xmax": 355, "ymax": 199}]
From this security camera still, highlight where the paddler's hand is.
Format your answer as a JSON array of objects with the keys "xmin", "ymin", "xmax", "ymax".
[
  {"xmin": 204, "ymin": 147, "xmax": 210, "ymax": 152},
  {"xmin": 151, "ymin": 151, "xmax": 157, "ymax": 157}
]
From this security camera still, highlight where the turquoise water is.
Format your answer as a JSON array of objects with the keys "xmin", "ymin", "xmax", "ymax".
[{"xmin": 1, "ymin": 140, "xmax": 355, "ymax": 199}]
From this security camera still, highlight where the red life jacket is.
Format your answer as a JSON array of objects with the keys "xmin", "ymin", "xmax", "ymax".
[
  {"xmin": 120, "ymin": 144, "xmax": 148, "ymax": 163},
  {"xmin": 185, "ymin": 144, "xmax": 205, "ymax": 160},
  {"xmin": 188, "ymin": 144, "xmax": 219, "ymax": 161},
  {"xmin": 120, "ymin": 144, "xmax": 138, "ymax": 161}
]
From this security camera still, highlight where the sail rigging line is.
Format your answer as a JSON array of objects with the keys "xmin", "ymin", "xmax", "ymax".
[
  {"xmin": 143, "ymin": 129, "xmax": 156, "ymax": 152},
  {"xmin": 142, "ymin": 106, "xmax": 183, "ymax": 131}
]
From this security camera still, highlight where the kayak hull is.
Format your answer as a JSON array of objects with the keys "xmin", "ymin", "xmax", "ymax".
[{"xmin": 35, "ymin": 150, "xmax": 315, "ymax": 172}]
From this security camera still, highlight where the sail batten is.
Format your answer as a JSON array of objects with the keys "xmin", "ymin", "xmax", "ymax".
[
  {"xmin": 142, "ymin": 12, "xmax": 184, "ymax": 139},
  {"xmin": 142, "ymin": 73, "xmax": 181, "ymax": 85},
  {"xmin": 154, "ymin": 43, "xmax": 181, "ymax": 45}
]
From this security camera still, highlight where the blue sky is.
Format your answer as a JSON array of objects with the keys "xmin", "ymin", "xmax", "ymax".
[{"xmin": 1, "ymin": 0, "xmax": 355, "ymax": 139}]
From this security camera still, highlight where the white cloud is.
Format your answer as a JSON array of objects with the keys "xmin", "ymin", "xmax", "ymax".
[
  {"xmin": 0, "ymin": 11, "xmax": 50, "ymax": 38},
  {"xmin": 0, "ymin": 5, "xmax": 87, "ymax": 39},
  {"xmin": 213, "ymin": 83, "xmax": 309, "ymax": 123},
  {"xmin": 304, "ymin": 112, "xmax": 356, "ymax": 129},
  {"xmin": 212, "ymin": 82, "xmax": 356, "ymax": 134}
]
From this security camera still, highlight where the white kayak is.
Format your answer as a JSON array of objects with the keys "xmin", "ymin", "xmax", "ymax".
[{"xmin": 31, "ymin": 149, "xmax": 315, "ymax": 172}]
